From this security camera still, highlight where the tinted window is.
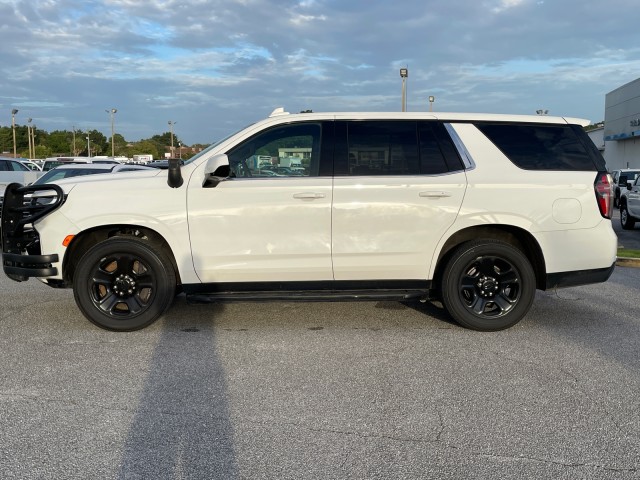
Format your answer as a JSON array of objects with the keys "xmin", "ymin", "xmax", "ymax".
[
  {"xmin": 419, "ymin": 123, "xmax": 454, "ymax": 174},
  {"xmin": 227, "ymin": 123, "xmax": 321, "ymax": 178},
  {"xmin": 347, "ymin": 121, "xmax": 419, "ymax": 175},
  {"xmin": 476, "ymin": 123, "xmax": 597, "ymax": 171}
]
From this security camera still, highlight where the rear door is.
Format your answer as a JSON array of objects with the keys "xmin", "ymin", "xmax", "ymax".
[{"xmin": 331, "ymin": 120, "xmax": 467, "ymax": 280}]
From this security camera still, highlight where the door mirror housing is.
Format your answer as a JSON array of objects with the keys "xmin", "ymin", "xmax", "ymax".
[
  {"xmin": 167, "ymin": 158, "xmax": 183, "ymax": 188},
  {"xmin": 203, "ymin": 154, "xmax": 230, "ymax": 188}
]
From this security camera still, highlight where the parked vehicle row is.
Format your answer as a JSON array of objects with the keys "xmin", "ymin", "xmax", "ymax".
[
  {"xmin": 612, "ymin": 169, "xmax": 640, "ymax": 208},
  {"xmin": 619, "ymin": 174, "xmax": 640, "ymax": 230}
]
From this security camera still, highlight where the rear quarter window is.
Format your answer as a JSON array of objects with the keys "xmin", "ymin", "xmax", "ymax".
[{"xmin": 475, "ymin": 123, "xmax": 598, "ymax": 171}]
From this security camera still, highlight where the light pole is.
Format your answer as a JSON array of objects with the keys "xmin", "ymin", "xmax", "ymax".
[
  {"xmin": 11, "ymin": 108, "xmax": 18, "ymax": 158},
  {"xmin": 27, "ymin": 118, "xmax": 33, "ymax": 159},
  {"xmin": 106, "ymin": 108, "xmax": 117, "ymax": 157},
  {"xmin": 86, "ymin": 135, "xmax": 91, "ymax": 158},
  {"xmin": 72, "ymin": 126, "xmax": 76, "ymax": 156},
  {"xmin": 428, "ymin": 96, "xmax": 435, "ymax": 112},
  {"xmin": 178, "ymin": 142, "xmax": 182, "ymax": 159},
  {"xmin": 400, "ymin": 68, "xmax": 408, "ymax": 112},
  {"xmin": 168, "ymin": 120, "xmax": 176, "ymax": 157}
]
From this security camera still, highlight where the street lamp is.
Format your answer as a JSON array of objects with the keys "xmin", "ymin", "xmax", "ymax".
[
  {"xmin": 178, "ymin": 141, "xmax": 182, "ymax": 159},
  {"xmin": 86, "ymin": 135, "xmax": 91, "ymax": 158},
  {"xmin": 11, "ymin": 108, "xmax": 18, "ymax": 158},
  {"xmin": 399, "ymin": 68, "xmax": 408, "ymax": 112},
  {"xmin": 428, "ymin": 96, "xmax": 435, "ymax": 112},
  {"xmin": 106, "ymin": 108, "xmax": 117, "ymax": 157},
  {"xmin": 27, "ymin": 118, "xmax": 33, "ymax": 159},
  {"xmin": 168, "ymin": 120, "xmax": 177, "ymax": 157}
]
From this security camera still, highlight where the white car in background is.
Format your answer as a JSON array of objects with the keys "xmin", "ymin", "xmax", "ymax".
[{"xmin": 32, "ymin": 163, "xmax": 156, "ymax": 184}]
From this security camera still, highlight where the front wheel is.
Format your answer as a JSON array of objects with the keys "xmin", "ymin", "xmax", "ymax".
[
  {"xmin": 441, "ymin": 239, "xmax": 536, "ymax": 331},
  {"xmin": 620, "ymin": 203, "xmax": 636, "ymax": 230},
  {"xmin": 73, "ymin": 238, "xmax": 176, "ymax": 331}
]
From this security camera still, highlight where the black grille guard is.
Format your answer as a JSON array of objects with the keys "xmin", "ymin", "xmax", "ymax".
[{"xmin": 2, "ymin": 183, "xmax": 65, "ymax": 281}]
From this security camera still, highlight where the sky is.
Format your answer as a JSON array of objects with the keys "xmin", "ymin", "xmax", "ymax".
[{"xmin": 1, "ymin": 0, "xmax": 639, "ymax": 146}]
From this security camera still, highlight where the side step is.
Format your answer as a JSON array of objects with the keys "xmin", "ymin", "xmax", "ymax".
[{"xmin": 186, "ymin": 289, "xmax": 430, "ymax": 304}]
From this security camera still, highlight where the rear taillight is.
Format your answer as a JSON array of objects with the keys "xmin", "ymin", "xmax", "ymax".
[{"xmin": 594, "ymin": 172, "xmax": 613, "ymax": 219}]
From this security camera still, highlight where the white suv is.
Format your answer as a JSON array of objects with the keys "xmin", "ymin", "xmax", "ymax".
[{"xmin": 1, "ymin": 109, "xmax": 617, "ymax": 332}]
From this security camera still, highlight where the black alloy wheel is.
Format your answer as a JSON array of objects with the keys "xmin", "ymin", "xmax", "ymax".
[
  {"xmin": 73, "ymin": 238, "xmax": 176, "ymax": 331},
  {"xmin": 441, "ymin": 239, "xmax": 536, "ymax": 331}
]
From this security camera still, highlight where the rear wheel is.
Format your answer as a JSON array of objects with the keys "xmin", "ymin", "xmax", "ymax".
[
  {"xmin": 441, "ymin": 239, "xmax": 536, "ymax": 331},
  {"xmin": 73, "ymin": 238, "xmax": 176, "ymax": 331}
]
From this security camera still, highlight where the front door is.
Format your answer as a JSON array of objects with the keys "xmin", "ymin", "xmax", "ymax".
[{"xmin": 188, "ymin": 122, "xmax": 333, "ymax": 283}]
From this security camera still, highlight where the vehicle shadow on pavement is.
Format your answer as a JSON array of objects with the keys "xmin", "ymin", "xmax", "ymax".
[
  {"xmin": 400, "ymin": 299, "xmax": 460, "ymax": 328},
  {"xmin": 118, "ymin": 299, "xmax": 239, "ymax": 479}
]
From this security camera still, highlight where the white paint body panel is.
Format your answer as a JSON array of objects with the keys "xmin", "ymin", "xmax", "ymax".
[
  {"xmin": 187, "ymin": 176, "xmax": 333, "ymax": 282},
  {"xmin": 332, "ymin": 173, "xmax": 466, "ymax": 280}
]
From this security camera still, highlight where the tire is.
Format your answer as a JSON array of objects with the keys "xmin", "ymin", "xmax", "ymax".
[
  {"xmin": 73, "ymin": 238, "xmax": 176, "ymax": 331},
  {"xmin": 620, "ymin": 203, "xmax": 636, "ymax": 230},
  {"xmin": 440, "ymin": 239, "xmax": 536, "ymax": 331}
]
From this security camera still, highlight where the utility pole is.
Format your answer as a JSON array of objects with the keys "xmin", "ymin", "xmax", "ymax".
[
  {"xmin": 106, "ymin": 108, "xmax": 117, "ymax": 157},
  {"xmin": 168, "ymin": 120, "xmax": 177, "ymax": 157},
  {"xmin": 11, "ymin": 109, "xmax": 19, "ymax": 158}
]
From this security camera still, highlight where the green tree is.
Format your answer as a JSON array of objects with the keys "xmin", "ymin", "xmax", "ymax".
[
  {"xmin": 126, "ymin": 140, "xmax": 160, "ymax": 159},
  {"xmin": 48, "ymin": 130, "xmax": 72, "ymax": 155}
]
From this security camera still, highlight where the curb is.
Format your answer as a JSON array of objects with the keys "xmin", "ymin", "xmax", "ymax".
[{"xmin": 616, "ymin": 257, "xmax": 640, "ymax": 268}]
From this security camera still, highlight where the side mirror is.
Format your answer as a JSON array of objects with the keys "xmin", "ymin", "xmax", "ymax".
[
  {"xmin": 167, "ymin": 158, "xmax": 183, "ymax": 188},
  {"xmin": 203, "ymin": 154, "xmax": 230, "ymax": 188}
]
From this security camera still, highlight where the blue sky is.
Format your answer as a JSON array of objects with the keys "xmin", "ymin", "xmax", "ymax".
[{"xmin": 1, "ymin": 0, "xmax": 639, "ymax": 145}]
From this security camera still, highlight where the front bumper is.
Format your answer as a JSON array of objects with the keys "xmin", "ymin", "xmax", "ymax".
[{"xmin": 2, "ymin": 182, "xmax": 64, "ymax": 282}]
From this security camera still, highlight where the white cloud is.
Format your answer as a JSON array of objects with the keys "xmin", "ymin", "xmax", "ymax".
[{"xmin": 1, "ymin": 0, "xmax": 639, "ymax": 143}]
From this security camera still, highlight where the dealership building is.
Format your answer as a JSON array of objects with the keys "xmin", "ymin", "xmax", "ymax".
[{"xmin": 597, "ymin": 77, "xmax": 640, "ymax": 171}]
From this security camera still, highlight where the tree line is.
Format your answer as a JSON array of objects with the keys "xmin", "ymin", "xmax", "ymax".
[{"xmin": 0, "ymin": 125, "xmax": 208, "ymax": 160}]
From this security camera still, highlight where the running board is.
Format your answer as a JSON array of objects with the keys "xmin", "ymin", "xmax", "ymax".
[{"xmin": 186, "ymin": 289, "xmax": 430, "ymax": 304}]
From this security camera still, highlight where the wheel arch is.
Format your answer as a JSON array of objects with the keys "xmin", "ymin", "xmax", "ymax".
[
  {"xmin": 62, "ymin": 225, "xmax": 181, "ymax": 286},
  {"xmin": 433, "ymin": 225, "xmax": 547, "ymax": 292}
]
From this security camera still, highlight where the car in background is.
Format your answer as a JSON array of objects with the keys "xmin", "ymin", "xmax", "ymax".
[
  {"xmin": 33, "ymin": 163, "xmax": 156, "ymax": 185},
  {"xmin": 18, "ymin": 160, "xmax": 42, "ymax": 171},
  {"xmin": 611, "ymin": 168, "xmax": 640, "ymax": 207},
  {"xmin": 42, "ymin": 159, "xmax": 88, "ymax": 171},
  {"xmin": 619, "ymin": 175, "xmax": 640, "ymax": 229},
  {"xmin": 0, "ymin": 157, "xmax": 31, "ymax": 172},
  {"xmin": 147, "ymin": 159, "xmax": 185, "ymax": 169}
]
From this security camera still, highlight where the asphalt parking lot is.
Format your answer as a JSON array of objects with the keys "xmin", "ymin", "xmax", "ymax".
[{"xmin": 1, "ymin": 257, "xmax": 639, "ymax": 479}]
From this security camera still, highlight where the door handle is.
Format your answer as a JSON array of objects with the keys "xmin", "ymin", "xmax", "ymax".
[
  {"xmin": 293, "ymin": 192, "xmax": 326, "ymax": 199},
  {"xmin": 419, "ymin": 191, "xmax": 452, "ymax": 198}
]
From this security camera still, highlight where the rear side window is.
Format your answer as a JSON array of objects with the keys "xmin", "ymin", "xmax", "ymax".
[
  {"xmin": 476, "ymin": 123, "xmax": 597, "ymax": 171},
  {"xmin": 337, "ymin": 121, "xmax": 462, "ymax": 176},
  {"xmin": 347, "ymin": 121, "xmax": 419, "ymax": 175}
]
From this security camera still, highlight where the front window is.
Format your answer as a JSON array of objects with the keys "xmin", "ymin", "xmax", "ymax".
[{"xmin": 227, "ymin": 123, "xmax": 321, "ymax": 178}]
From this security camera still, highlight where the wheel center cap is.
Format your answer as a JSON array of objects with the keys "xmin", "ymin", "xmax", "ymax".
[
  {"xmin": 477, "ymin": 275, "xmax": 499, "ymax": 298},
  {"xmin": 113, "ymin": 274, "xmax": 136, "ymax": 297}
]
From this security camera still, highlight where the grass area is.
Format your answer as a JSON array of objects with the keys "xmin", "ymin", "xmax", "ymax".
[{"xmin": 618, "ymin": 248, "xmax": 640, "ymax": 258}]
